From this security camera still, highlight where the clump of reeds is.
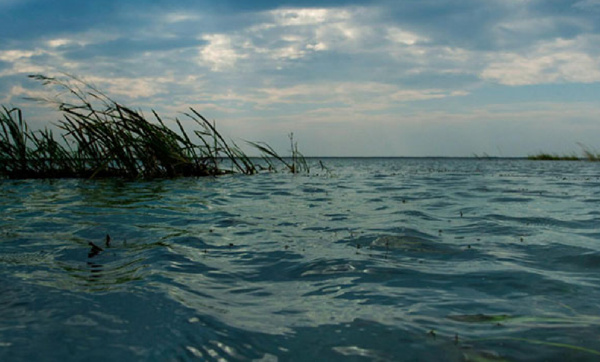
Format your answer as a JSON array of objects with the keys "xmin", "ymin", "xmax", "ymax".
[
  {"xmin": 247, "ymin": 132, "xmax": 309, "ymax": 174},
  {"xmin": 527, "ymin": 153, "xmax": 580, "ymax": 161},
  {"xmin": 528, "ymin": 143, "xmax": 600, "ymax": 162},
  {"xmin": 0, "ymin": 74, "xmax": 307, "ymax": 179},
  {"xmin": 578, "ymin": 143, "xmax": 600, "ymax": 162}
]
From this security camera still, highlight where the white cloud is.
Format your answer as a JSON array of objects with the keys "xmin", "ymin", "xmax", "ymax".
[
  {"xmin": 163, "ymin": 12, "xmax": 201, "ymax": 24},
  {"xmin": 44, "ymin": 37, "xmax": 93, "ymax": 49},
  {"xmin": 199, "ymin": 34, "xmax": 245, "ymax": 71},
  {"xmin": 306, "ymin": 42, "xmax": 327, "ymax": 51},
  {"xmin": 0, "ymin": 49, "xmax": 40, "ymax": 62},
  {"xmin": 85, "ymin": 76, "xmax": 171, "ymax": 98},
  {"xmin": 7, "ymin": 84, "xmax": 49, "ymax": 100},
  {"xmin": 386, "ymin": 27, "xmax": 425, "ymax": 45},
  {"xmin": 196, "ymin": 8, "xmax": 372, "ymax": 69},
  {"xmin": 481, "ymin": 37, "xmax": 600, "ymax": 85},
  {"xmin": 313, "ymin": 22, "xmax": 367, "ymax": 51},
  {"xmin": 203, "ymin": 81, "xmax": 467, "ymax": 112},
  {"xmin": 261, "ymin": 8, "xmax": 365, "ymax": 59},
  {"xmin": 389, "ymin": 89, "xmax": 459, "ymax": 101},
  {"xmin": 0, "ymin": 49, "xmax": 49, "ymax": 78},
  {"xmin": 270, "ymin": 46, "xmax": 306, "ymax": 60},
  {"xmin": 270, "ymin": 8, "xmax": 350, "ymax": 27}
]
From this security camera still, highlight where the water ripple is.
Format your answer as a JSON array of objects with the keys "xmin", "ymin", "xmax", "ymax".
[{"xmin": 2, "ymin": 159, "xmax": 600, "ymax": 361}]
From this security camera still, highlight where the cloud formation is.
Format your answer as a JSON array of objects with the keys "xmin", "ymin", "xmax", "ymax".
[{"xmin": 1, "ymin": 0, "xmax": 599, "ymax": 156}]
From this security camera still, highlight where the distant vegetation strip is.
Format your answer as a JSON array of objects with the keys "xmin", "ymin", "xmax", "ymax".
[
  {"xmin": 527, "ymin": 153, "xmax": 580, "ymax": 161},
  {"xmin": 528, "ymin": 144, "xmax": 600, "ymax": 161},
  {"xmin": 0, "ymin": 74, "xmax": 308, "ymax": 179}
]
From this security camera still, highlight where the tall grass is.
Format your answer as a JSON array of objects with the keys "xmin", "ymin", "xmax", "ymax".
[
  {"xmin": 527, "ymin": 153, "xmax": 580, "ymax": 161},
  {"xmin": 246, "ymin": 133, "xmax": 309, "ymax": 174},
  {"xmin": 0, "ymin": 74, "xmax": 306, "ymax": 179},
  {"xmin": 528, "ymin": 143, "xmax": 600, "ymax": 161},
  {"xmin": 578, "ymin": 143, "xmax": 600, "ymax": 162}
]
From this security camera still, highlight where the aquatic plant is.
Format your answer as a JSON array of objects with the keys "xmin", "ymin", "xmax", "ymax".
[
  {"xmin": 577, "ymin": 143, "xmax": 600, "ymax": 162},
  {"xmin": 246, "ymin": 132, "xmax": 309, "ymax": 174},
  {"xmin": 527, "ymin": 153, "xmax": 580, "ymax": 161},
  {"xmin": 528, "ymin": 143, "xmax": 600, "ymax": 161},
  {"xmin": 0, "ymin": 74, "xmax": 307, "ymax": 179}
]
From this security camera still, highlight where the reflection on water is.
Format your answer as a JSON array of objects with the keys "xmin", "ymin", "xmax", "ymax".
[{"xmin": 1, "ymin": 158, "xmax": 600, "ymax": 361}]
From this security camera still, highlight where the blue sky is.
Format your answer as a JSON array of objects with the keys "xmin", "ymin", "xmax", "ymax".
[{"xmin": 1, "ymin": 0, "xmax": 600, "ymax": 156}]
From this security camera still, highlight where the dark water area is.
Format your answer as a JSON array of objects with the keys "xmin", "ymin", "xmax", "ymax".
[{"xmin": 1, "ymin": 158, "xmax": 600, "ymax": 361}]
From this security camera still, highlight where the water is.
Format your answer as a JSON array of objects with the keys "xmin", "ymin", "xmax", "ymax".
[{"xmin": 1, "ymin": 158, "xmax": 600, "ymax": 361}]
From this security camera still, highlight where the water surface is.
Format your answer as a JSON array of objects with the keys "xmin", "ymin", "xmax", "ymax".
[{"xmin": 1, "ymin": 158, "xmax": 600, "ymax": 361}]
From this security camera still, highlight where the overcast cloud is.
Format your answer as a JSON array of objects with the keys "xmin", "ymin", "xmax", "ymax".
[{"xmin": 1, "ymin": 0, "xmax": 599, "ymax": 156}]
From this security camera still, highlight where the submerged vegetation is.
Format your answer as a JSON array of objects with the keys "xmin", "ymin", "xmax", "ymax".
[{"xmin": 0, "ymin": 74, "xmax": 308, "ymax": 179}]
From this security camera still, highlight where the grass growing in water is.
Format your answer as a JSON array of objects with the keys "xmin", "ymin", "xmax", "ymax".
[
  {"xmin": 528, "ymin": 144, "xmax": 600, "ymax": 161},
  {"xmin": 0, "ymin": 74, "xmax": 306, "ymax": 179},
  {"xmin": 527, "ymin": 153, "xmax": 581, "ymax": 161}
]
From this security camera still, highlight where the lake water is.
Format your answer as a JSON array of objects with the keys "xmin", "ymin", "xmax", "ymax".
[{"xmin": 1, "ymin": 158, "xmax": 600, "ymax": 361}]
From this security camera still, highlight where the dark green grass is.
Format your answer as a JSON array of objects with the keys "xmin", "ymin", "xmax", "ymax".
[{"xmin": 0, "ymin": 74, "xmax": 306, "ymax": 179}]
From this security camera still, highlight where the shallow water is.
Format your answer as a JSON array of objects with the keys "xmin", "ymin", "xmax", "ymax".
[{"xmin": 1, "ymin": 158, "xmax": 600, "ymax": 361}]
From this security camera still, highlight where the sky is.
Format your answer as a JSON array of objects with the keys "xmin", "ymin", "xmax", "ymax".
[{"xmin": 1, "ymin": 0, "xmax": 599, "ymax": 157}]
